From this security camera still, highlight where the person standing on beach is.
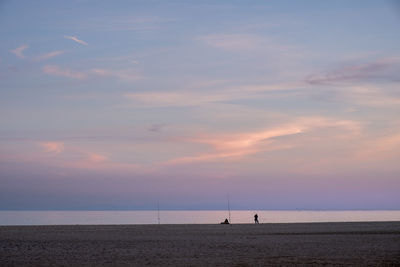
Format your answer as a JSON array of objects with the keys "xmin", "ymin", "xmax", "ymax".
[{"xmin": 254, "ymin": 213, "xmax": 259, "ymax": 224}]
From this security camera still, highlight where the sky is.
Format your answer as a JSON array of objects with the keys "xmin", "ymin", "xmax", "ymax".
[{"xmin": 1, "ymin": 0, "xmax": 400, "ymax": 210}]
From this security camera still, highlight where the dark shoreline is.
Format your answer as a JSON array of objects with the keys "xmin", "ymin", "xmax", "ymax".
[{"xmin": 1, "ymin": 221, "xmax": 400, "ymax": 266}]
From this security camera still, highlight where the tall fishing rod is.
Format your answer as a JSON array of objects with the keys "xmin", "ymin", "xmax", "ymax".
[
  {"xmin": 157, "ymin": 200, "xmax": 160, "ymax": 225},
  {"xmin": 227, "ymin": 193, "xmax": 231, "ymax": 224}
]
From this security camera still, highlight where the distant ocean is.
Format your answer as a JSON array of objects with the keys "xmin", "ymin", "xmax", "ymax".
[{"xmin": 1, "ymin": 210, "xmax": 400, "ymax": 226}]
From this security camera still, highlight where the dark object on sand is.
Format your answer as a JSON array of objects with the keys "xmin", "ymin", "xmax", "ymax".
[
  {"xmin": 220, "ymin": 218, "xmax": 229, "ymax": 224},
  {"xmin": 254, "ymin": 213, "xmax": 259, "ymax": 224}
]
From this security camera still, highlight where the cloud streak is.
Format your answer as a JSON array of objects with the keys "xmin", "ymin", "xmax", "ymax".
[
  {"xmin": 167, "ymin": 116, "xmax": 360, "ymax": 164},
  {"xmin": 345, "ymin": 85, "xmax": 400, "ymax": 107},
  {"xmin": 124, "ymin": 82, "xmax": 300, "ymax": 107},
  {"xmin": 199, "ymin": 34, "xmax": 262, "ymax": 51},
  {"xmin": 90, "ymin": 68, "xmax": 143, "ymax": 82},
  {"xmin": 42, "ymin": 65, "xmax": 87, "ymax": 79},
  {"xmin": 306, "ymin": 58, "xmax": 399, "ymax": 85},
  {"xmin": 33, "ymin": 50, "xmax": 65, "ymax": 61},
  {"xmin": 10, "ymin": 45, "xmax": 29, "ymax": 59},
  {"xmin": 39, "ymin": 142, "xmax": 65, "ymax": 154},
  {"xmin": 87, "ymin": 152, "xmax": 108, "ymax": 163},
  {"xmin": 64, "ymin": 35, "xmax": 88, "ymax": 46},
  {"xmin": 41, "ymin": 64, "xmax": 143, "ymax": 81}
]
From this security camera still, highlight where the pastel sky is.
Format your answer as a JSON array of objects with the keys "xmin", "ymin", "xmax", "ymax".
[{"xmin": 1, "ymin": 0, "xmax": 400, "ymax": 210}]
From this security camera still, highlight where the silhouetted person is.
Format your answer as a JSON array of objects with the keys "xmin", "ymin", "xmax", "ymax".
[
  {"xmin": 254, "ymin": 213, "xmax": 259, "ymax": 224},
  {"xmin": 221, "ymin": 218, "xmax": 229, "ymax": 224}
]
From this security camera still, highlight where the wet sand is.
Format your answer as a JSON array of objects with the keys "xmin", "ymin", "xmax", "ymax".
[{"xmin": 1, "ymin": 221, "xmax": 400, "ymax": 266}]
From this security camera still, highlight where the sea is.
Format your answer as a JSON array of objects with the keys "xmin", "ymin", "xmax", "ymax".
[{"xmin": 0, "ymin": 210, "xmax": 399, "ymax": 225}]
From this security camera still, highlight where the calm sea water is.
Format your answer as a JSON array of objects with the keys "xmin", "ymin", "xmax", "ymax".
[{"xmin": 0, "ymin": 210, "xmax": 399, "ymax": 225}]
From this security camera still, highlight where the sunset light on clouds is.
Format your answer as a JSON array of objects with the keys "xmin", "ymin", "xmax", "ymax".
[{"xmin": 1, "ymin": 0, "xmax": 400, "ymax": 210}]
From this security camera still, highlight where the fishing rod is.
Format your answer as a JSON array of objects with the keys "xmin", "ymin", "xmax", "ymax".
[
  {"xmin": 227, "ymin": 193, "xmax": 231, "ymax": 224},
  {"xmin": 157, "ymin": 200, "xmax": 160, "ymax": 225}
]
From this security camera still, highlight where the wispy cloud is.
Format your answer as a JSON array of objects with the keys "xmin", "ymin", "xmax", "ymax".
[
  {"xmin": 124, "ymin": 82, "xmax": 301, "ymax": 107},
  {"xmin": 64, "ymin": 35, "xmax": 88, "ymax": 46},
  {"xmin": 42, "ymin": 65, "xmax": 87, "ymax": 79},
  {"xmin": 169, "ymin": 127, "xmax": 300, "ymax": 164},
  {"xmin": 90, "ymin": 68, "xmax": 143, "ymax": 82},
  {"xmin": 42, "ymin": 65, "xmax": 143, "ymax": 81},
  {"xmin": 197, "ymin": 33, "xmax": 299, "ymax": 61},
  {"xmin": 39, "ymin": 142, "xmax": 64, "ymax": 154},
  {"xmin": 10, "ymin": 45, "xmax": 29, "ymax": 59},
  {"xmin": 199, "ymin": 34, "xmax": 262, "ymax": 51},
  {"xmin": 125, "ymin": 91, "xmax": 224, "ymax": 107},
  {"xmin": 345, "ymin": 85, "xmax": 400, "ymax": 107},
  {"xmin": 167, "ymin": 116, "xmax": 360, "ymax": 164},
  {"xmin": 87, "ymin": 152, "xmax": 108, "ymax": 163},
  {"xmin": 306, "ymin": 58, "xmax": 399, "ymax": 85},
  {"xmin": 33, "ymin": 50, "xmax": 65, "ymax": 61},
  {"xmin": 74, "ymin": 16, "xmax": 173, "ymax": 32},
  {"xmin": 10, "ymin": 46, "xmax": 64, "ymax": 61},
  {"xmin": 37, "ymin": 142, "xmax": 114, "ymax": 170}
]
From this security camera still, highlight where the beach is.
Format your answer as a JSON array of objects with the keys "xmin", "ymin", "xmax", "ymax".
[{"xmin": 1, "ymin": 222, "xmax": 399, "ymax": 266}]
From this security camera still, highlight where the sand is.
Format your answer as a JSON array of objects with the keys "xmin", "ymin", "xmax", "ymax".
[{"xmin": 1, "ymin": 221, "xmax": 400, "ymax": 266}]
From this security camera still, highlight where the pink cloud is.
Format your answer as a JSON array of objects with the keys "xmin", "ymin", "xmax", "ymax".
[
  {"xmin": 42, "ymin": 65, "xmax": 87, "ymax": 79},
  {"xmin": 199, "ymin": 34, "xmax": 261, "ymax": 51},
  {"xmin": 87, "ymin": 153, "xmax": 108, "ymax": 163},
  {"xmin": 169, "ymin": 127, "xmax": 301, "ymax": 164},
  {"xmin": 306, "ymin": 58, "xmax": 398, "ymax": 85},
  {"xmin": 10, "ymin": 45, "xmax": 28, "ymax": 59},
  {"xmin": 39, "ymin": 142, "xmax": 64, "ymax": 154},
  {"xmin": 64, "ymin": 35, "xmax": 88, "ymax": 46},
  {"xmin": 342, "ymin": 85, "xmax": 400, "ymax": 107},
  {"xmin": 166, "ymin": 116, "xmax": 360, "ymax": 165},
  {"xmin": 192, "ymin": 127, "xmax": 302, "ymax": 151},
  {"xmin": 33, "ymin": 50, "xmax": 65, "ymax": 61},
  {"xmin": 41, "ymin": 65, "xmax": 142, "ymax": 81},
  {"xmin": 124, "ymin": 82, "xmax": 302, "ymax": 107},
  {"xmin": 90, "ymin": 68, "xmax": 143, "ymax": 82},
  {"xmin": 59, "ymin": 152, "xmax": 144, "ymax": 173}
]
